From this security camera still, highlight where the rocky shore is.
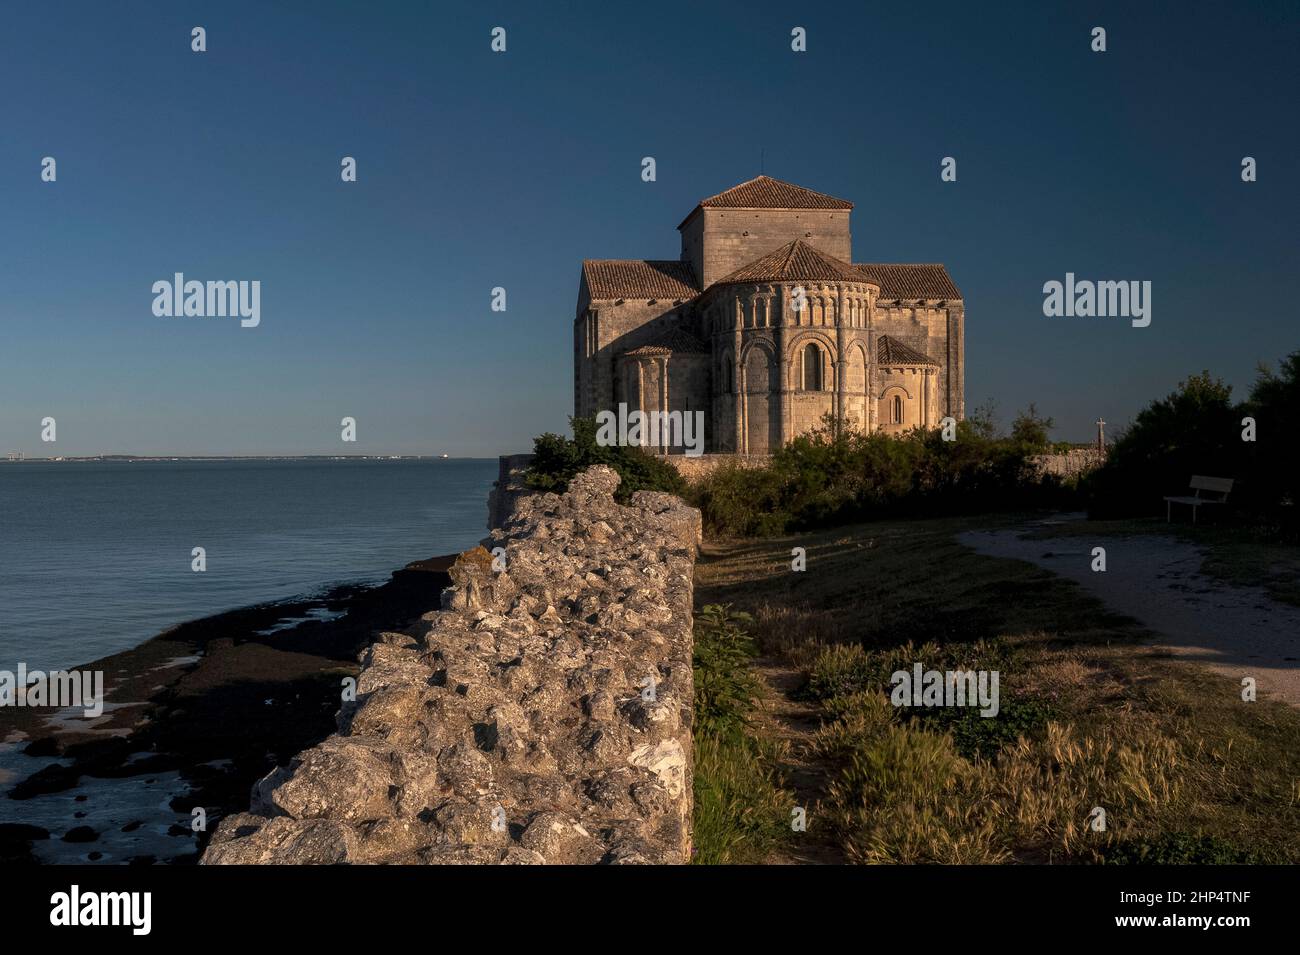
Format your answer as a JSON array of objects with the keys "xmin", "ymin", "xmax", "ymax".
[
  {"xmin": 0, "ymin": 563, "xmax": 453, "ymax": 864},
  {"xmin": 203, "ymin": 466, "xmax": 701, "ymax": 864}
]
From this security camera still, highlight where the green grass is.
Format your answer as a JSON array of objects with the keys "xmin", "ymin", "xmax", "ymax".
[
  {"xmin": 690, "ymin": 604, "xmax": 793, "ymax": 865},
  {"xmin": 694, "ymin": 515, "xmax": 1300, "ymax": 864}
]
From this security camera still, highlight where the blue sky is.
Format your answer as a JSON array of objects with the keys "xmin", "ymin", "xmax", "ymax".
[{"xmin": 1, "ymin": 0, "xmax": 1296, "ymax": 455}]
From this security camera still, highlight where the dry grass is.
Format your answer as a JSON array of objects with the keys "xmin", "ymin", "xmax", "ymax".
[{"xmin": 694, "ymin": 516, "xmax": 1300, "ymax": 864}]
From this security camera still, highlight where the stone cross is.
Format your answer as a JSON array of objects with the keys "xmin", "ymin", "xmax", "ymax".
[{"xmin": 1096, "ymin": 418, "xmax": 1106, "ymax": 451}]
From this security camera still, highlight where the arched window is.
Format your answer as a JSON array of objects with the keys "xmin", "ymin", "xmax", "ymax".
[
  {"xmin": 892, "ymin": 394, "xmax": 903, "ymax": 424},
  {"xmin": 802, "ymin": 343, "xmax": 823, "ymax": 391},
  {"xmin": 722, "ymin": 359, "xmax": 732, "ymax": 395}
]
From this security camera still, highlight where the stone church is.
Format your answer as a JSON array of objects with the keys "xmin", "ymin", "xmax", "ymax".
[{"xmin": 573, "ymin": 176, "xmax": 964, "ymax": 454}]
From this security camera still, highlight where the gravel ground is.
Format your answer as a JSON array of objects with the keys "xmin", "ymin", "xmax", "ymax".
[{"xmin": 959, "ymin": 525, "xmax": 1300, "ymax": 707}]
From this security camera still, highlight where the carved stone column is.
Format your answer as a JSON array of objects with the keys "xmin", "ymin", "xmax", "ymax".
[
  {"xmin": 866, "ymin": 296, "xmax": 876, "ymax": 433},
  {"xmin": 659, "ymin": 356, "xmax": 670, "ymax": 452},
  {"xmin": 733, "ymin": 296, "xmax": 743, "ymax": 453},
  {"xmin": 835, "ymin": 285, "xmax": 847, "ymax": 434}
]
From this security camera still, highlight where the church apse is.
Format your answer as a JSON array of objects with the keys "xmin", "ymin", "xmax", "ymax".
[{"xmin": 573, "ymin": 175, "xmax": 963, "ymax": 454}]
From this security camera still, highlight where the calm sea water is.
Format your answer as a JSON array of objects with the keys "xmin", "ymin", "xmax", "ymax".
[{"xmin": 0, "ymin": 459, "xmax": 498, "ymax": 671}]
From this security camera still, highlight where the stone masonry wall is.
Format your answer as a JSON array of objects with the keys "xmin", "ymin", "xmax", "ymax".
[
  {"xmin": 202, "ymin": 466, "xmax": 701, "ymax": 865},
  {"xmin": 666, "ymin": 452, "xmax": 773, "ymax": 483},
  {"xmin": 1030, "ymin": 448, "xmax": 1106, "ymax": 480}
]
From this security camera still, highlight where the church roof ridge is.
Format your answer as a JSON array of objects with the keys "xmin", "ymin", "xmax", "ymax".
[
  {"xmin": 677, "ymin": 175, "xmax": 853, "ymax": 230},
  {"xmin": 710, "ymin": 238, "xmax": 868, "ymax": 288}
]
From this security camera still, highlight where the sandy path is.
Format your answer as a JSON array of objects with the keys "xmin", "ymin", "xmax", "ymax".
[{"xmin": 958, "ymin": 525, "xmax": 1300, "ymax": 707}]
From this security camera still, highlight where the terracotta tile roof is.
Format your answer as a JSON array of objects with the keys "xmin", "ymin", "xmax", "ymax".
[
  {"xmin": 876, "ymin": 335, "xmax": 939, "ymax": 366},
  {"xmin": 713, "ymin": 239, "xmax": 867, "ymax": 287},
  {"xmin": 678, "ymin": 175, "xmax": 852, "ymax": 229},
  {"xmin": 855, "ymin": 263, "xmax": 962, "ymax": 300},
  {"xmin": 623, "ymin": 327, "xmax": 710, "ymax": 357},
  {"xmin": 582, "ymin": 260, "xmax": 699, "ymax": 301}
]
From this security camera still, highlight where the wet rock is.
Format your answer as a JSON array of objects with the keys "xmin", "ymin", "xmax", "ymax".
[
  {"xmin": 22, "ymin": 737, "xmax": 61, "ymax": 758},
  {"xmin": 62, "ymin": 826, "xmax": 98, "ymax": 843},
  {"xmin": 7, "ymin": 763, "xmax": 81, "ymax": 799},
  {"xmin": 0, "ymin": 823, "xmax": 50, "ymax": 842}
]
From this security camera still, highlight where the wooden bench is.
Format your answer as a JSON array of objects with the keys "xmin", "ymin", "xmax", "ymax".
[{"xmin": 1164, "ymin": 475, "xmax": 1233, "ymax": 524}]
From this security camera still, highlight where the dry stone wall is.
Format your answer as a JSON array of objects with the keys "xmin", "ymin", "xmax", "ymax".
[
  {"xmin": 202, "ymin": 466, "xmax": 701, "ymax": 865},
  {"xmin": 1030, "ymin": 448, "xmax": 1106, "ymax": 480}
]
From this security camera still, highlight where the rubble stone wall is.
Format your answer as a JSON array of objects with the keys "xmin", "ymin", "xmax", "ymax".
[
  {"xmin": 1030, "ymin": 448, "xmax": 1106, "ymax": 480},
  {"xmin": 202, "ymin": 466, "xmax": 700, "ymax": 865},
  {"xmin": 665, "ymin": 452, "xmax": 773, "ymax": 483}
]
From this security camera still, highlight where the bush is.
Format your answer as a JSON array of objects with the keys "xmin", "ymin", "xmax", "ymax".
[
  {"xmin": 1086, "ymin": 371, "xmax": 1242, "ymax": 519},
  {"xmin": 692, "ymin": 604, "xmax": 759, "ymax": 738},
  {"xmin": 692, "ymin": 410, "xmax": 1078, "ymax": 537},
  {"xmin": 1086, "ymin": 353, "xmax": 1300, "ymax": 533},
  {"xmin": 526, "ymin": 416, "xmax": 687, "ymax": 502},
  {"xmin": 1100, "ymin": 831, "xmax": 1268, "ymax": 865},
  {"xmin": 914, "ymin": 695, "xmax": 1056, "ymax": 761},
  {"xmin": 1243, "ymin": 350, "xmax": 1300, "ymax": 537}
]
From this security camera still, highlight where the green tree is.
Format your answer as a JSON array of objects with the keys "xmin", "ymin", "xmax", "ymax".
[
  {"xmin": 1243, "ymin": 351, "xmax": 1300, "ymax": 530},
  {"xmin": 1087, "ymin": 371, "xmax": 1242, "ymax": 518},
  {"xmin": 1010, "ymin": 404, "xmax": 1055, "ymax": 451},
  {"xmin": 526, "ymin": 416, "xmax": 687, "ymax": 501}
]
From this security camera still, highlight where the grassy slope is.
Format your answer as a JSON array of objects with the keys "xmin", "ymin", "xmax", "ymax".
[{"xmin": 693, "ymin": 515, "xmax": 1300, "ymax": 864}]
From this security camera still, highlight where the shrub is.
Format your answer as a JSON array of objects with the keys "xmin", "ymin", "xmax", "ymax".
[
  {"xmin": 1084, "ymin": 354, "xmax": 1300, "ymax": 533},
  {"xmin": 913, "ymin": 695, "xmax": 1056, "ymax": 761},
  {"xmin": 691, "ymin": 410, "xmax": 1078, "ymax": 536},
  {"xmin": 692, "ymin": 604, "xmax": 759, "ymax": 738},
  {"xmin": 525, "ymin": 416, "xmax": 686, "ymax": 502},
  {"xmin": 1009, "ymin": 403, "xmax": 1055, "ymax": 452},
  {"xmin": 1100, "ymin": 831, "xmax": 1269, "ymax": 865},
  {"xmin": 1243, "ymin": 350, "xmax": 1300, "ymax": 537},
  {"xmin": 1086, "ymin": 372, "xmax": 1242, "ymax": 519}
]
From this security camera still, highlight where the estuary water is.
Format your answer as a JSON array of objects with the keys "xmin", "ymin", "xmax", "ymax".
[{"xmin": 0, "ymin": 459, "xmax": 498, "ymax": 671}]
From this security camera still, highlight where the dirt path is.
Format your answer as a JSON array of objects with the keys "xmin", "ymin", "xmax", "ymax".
[
  {"xmin": 959, "ymin": 523, "xmax": 1300, "ymax": 707},
  {"xmin": 749, "ymin": 656, "xmax": 847, "ymax": 865}
]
